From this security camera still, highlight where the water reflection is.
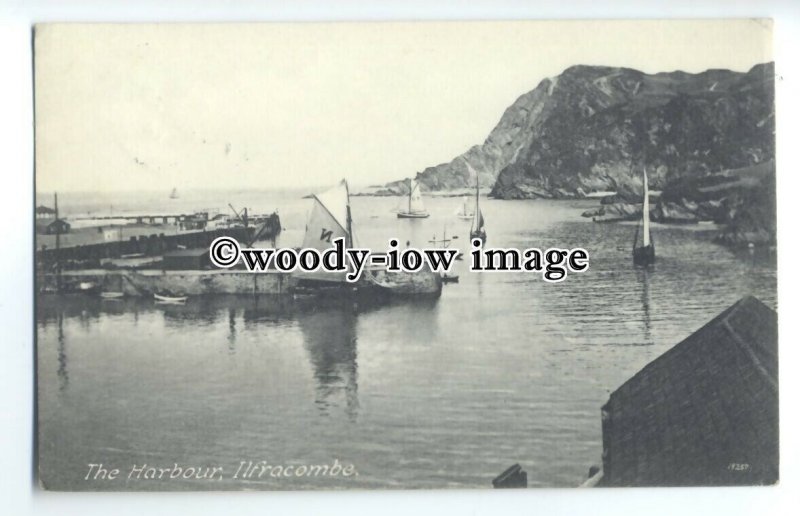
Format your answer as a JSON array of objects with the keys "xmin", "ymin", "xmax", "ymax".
[
  {"xmin": 636, "ymin": 268, "xmax": 653, "ymax": 345},
  {"xmin": 298, "ymin": 305, "xmax": 360, "ymax": 420},
  {"xmin": 160, "ymin": 298, "xmax": 220, "ymax": 326},
  {"xmin": 40, "ymin": 293, "xmax": 422, "ymax": 421},
  {"xmin": 56, "ymin": 312, "xmax": 68, "ymax": 392},
  {"xmin": 34, "ymin": 199, "xmax": 779, "ymax": 490},
  {"xmin": 241, "ymin": 295, "xmax": 294, "ymax": 325},
  {"xmin": 37, "ymin": 295, "xmax": 146, "ymax": 324},
  {"xmin": 227, "ymin": 308, "xmax": 236, "ymax": 354},
  {"xmin": 475, "ymin": 268, "xmax": 485, "ymax": 297},
  {"xmin": 404, "ymin": 217, "xmax": 427, "ymax": 248}
]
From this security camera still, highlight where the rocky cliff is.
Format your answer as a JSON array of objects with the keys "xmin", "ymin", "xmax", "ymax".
[
  {"xmin": 384, "ymin": 62, "xmax": 776, "ymax": 246},
  {"xmin": 386, "ymin": 62, "xmax": 774, "ymax": 201},
  {"xmin": 384, "ymin": 77, "xmax": 560, "ymax": 194},
  {"xmin": 580, "ymin": 160, "xmax": 776, "ymax": 246}
]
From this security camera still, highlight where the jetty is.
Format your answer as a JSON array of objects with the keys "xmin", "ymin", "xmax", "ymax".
[
  {"xmin": 72, "ymin": 212, "xmax": 202, "ymax": 224},
  {"xmin": 37, "ymin": 213, "xmax": 282, "ymax": 268},
  {"xmin": 38, "ymin": 226, "xmax": 255, "ymax": 269},
  {"xmin": 36, "ymin": 185, "xmax": 442, "ymax": 298},
  {"xmin": 40, "ymin": 269, "xmax": 295, "ymax": 297}
]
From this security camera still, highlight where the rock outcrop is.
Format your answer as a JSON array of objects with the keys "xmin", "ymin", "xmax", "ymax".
[
  {"xmin": 581, "ymin": 161, "xmax": 776, "ymax": 247},
  {"xmin": 387, "ymin": 62, "xmax": 776, "ymax": 246},
  {"xmin": 387, "ymin": 63, "xmax": 774, "ymax": 201},
  {"xmin": 490, "ymin": 63, "xmax": 774, "ymax": 199}
]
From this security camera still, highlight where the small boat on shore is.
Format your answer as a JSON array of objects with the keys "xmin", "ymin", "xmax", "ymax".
[
  {"xmin": 154, "ymin": 292, "xmax": 188, "ymax": 303},
  {"xmin": 397, "ymin": 179, "xmax": 429, "ymax": 219},
  {"xmin": 632, "ymin": 167, "xmax": 655, "ymax": 267},
  {"xmin": 100, "ymin": 291, "xmax": 124, "ymax": 299},
  {"xmin": 441, "ymin": 272, "xmax": 459, "ymax": 283}
]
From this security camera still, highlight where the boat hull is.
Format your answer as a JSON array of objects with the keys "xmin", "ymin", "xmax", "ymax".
[
  {"xmin": 632, "ymin": 245, "xmax": 656, "ymax": 267},
  {"xmin": 441, "ymin": 273, "xmax": 459, "ymax": 284},
  {"xmin": 365, "ymin": 269, "xmax": 442, "ymax": 297},
  {"xmin": 470, "ymin": 231, "xmax": 486, "ymax": 246},
  {"xmin": 154, "ymin": 293, "xmax": 188, "ymax": 303},
  {"xmin": 41, "ymin": 268, "xmax": 441, "ymax": 298},
  {"xmin": 397, "ymin": 212, "xmax": 430, "ymax": 219}
]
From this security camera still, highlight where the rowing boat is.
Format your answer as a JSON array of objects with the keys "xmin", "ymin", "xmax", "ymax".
[{"xmin": 154, "ymin": 292, "xmax": 188, "ymax": 303}]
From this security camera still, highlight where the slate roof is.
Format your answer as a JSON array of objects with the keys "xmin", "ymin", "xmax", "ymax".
[
  {"xmin": 35, "ymin": 218, "xmax": 71, "ymax": 234},
  {"xmin": 599, "ymin": 296, "xmax": 778, "ymax": 486}
]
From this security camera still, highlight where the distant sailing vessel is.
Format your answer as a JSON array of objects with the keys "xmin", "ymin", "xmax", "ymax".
[
  {"xmin": 469, "ymin": 181, "xmax": 486, "ymax": 245},
  {"xmin": 397, "ymin": 179, "xmax": 429, "ymax": 219},
  {"xmin": 632, "ymin": 168, "xmax": 655, "ymax": 266},
  {"xmin": 456, "ymin": 196, "xmax": 473, "ymax": 220},
  {"xmin": 169, "ymin": 187, "xmax": 179, "ymax": 199}
]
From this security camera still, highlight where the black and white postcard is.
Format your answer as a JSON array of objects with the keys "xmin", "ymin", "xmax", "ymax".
[{"xmin": 34, "ymin": 20, "xmax": 777, "ymax": 491}]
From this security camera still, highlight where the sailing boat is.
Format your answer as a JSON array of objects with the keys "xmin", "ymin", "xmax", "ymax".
[
  {"xmin": 469, "ymin": 181, "xmax": 486, "ymax": 245},
  {"xmin": 295, "ymin": 180, "xmax": 354, "ymax": 285},
  {"xmin": 397, "ymin": 179, "xmax": 429, "ymax": 218},
  {"xmin": 455, "ymin": 196, "xmax": 473, "ymax": 220},
  {"xmin": 169, "ymin": 187, "xmax": 179, "ymax": 199},
  {"xmin": 295, "ymin": 180, "xmax": 442, "ymax": 296},
  {"xmin": 632, "ymin": 167, "xmax": 655, "ymax": 266}
]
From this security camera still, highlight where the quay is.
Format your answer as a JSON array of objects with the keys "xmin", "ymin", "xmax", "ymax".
[
  {"xmin": 38, "ymin": 226, "xmax": 255, "ymax": 269},
  {"xmin": 72, "ymin": 213, "xmax": 206, "ymax": 224},
  {"xmin": 37, "ymin": 212, "xmax": 282, "ymax": 269},
  {"xmin": 40, "ymin": 269, "xmax": 296, "ymax": 296}
]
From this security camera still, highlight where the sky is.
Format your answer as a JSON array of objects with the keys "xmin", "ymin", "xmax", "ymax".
[{"xmin": 34, "ymin": 20, "xmax": 773, "ymax": 193}]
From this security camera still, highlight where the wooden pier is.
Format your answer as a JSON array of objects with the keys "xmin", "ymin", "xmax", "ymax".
[{"xmin": 72, "ymin": 213, "xmax": 200, "ymax": 225}]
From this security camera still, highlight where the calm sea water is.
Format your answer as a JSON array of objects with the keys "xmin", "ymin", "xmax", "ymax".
[{"xmin": 36, "ymin": 191, "xmax": 777, "ymax": 490}]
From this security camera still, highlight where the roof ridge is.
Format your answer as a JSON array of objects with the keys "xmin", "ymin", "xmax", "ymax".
[{"xmin": 720, "ymin": 311, "xmax": 778, "ymax": 393}]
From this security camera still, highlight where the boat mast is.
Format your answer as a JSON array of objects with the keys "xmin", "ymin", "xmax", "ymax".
[
  {"xmin": 476, "ymin": 179, "xmax": 480, "ymax": 214},
  {"xmin": 473, "ymin": 179, "xmax": 480, "ymax": 233},
  {"xmin": 408, "ymin": 179, "xmax": 413, "ymax": 213},
  {"xmin": 344, "ymin": 179, "xmax": 353, "ymax": 248},
  {"xmin": 54, "ymin": 192, "xmax": 61, "ymax": 293}
]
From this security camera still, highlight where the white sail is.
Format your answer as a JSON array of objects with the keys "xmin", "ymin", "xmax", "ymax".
[
  {"xmin": 470, "ymin": 183, "xmax": 484, "ymax": 234},
  {"xmin": 457, "ymin": 196, "xmax": 473, "ymax": 217},
  {"xmin": 470, "ymin": 209, "xmax": 485, "ymax": 234},
  {"xmin": 642, "ymin": 168, "xmax": 651, "ymax": 247},
  {"xmin": 297, "ymin": 180, "xmax": 351, "ymax": 283},
  {"xmin": 408, "ymin": 179, "xmax": 425, "ymax": 214}
]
